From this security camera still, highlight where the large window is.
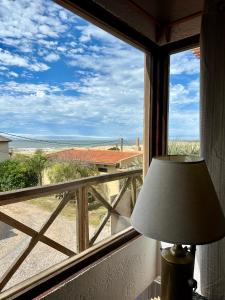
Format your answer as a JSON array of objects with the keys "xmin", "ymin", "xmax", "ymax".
[{"xmin": 0, "ymin": 0, "xmax": 144, "ymax": 294}]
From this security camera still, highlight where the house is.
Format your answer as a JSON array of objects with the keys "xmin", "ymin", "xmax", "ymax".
[
  {"xmin": 48, "ymin": 148, "xmax": 143, "ymax": 173},
  {"xmin": 0, "ymin": 1, "xmax": 224, "ymax": 300},
  {"xmin": 0, "ymin": 135, "xmax": 11, "ymax": 161},
  {"xmin": 47, "ymin": 148, "xmax": 142, "ymax": 206}
]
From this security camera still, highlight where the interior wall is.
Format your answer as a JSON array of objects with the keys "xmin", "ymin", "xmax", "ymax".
[
  {"xmin": 41, "ymin": 236, "xmax": 158, "ymax": 300},
  {"xmin": 199, "ymin": 0, "xmax": 225, "ymax": 299}
]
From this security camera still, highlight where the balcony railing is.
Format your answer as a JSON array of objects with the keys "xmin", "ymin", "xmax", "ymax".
[{"xmin": 0, "ymin": 168, "xmax": 142, "ymax": 293}]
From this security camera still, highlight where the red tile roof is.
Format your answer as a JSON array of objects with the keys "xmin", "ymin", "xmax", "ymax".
[{"xmin": 49, "ymin": 149, "xmax": 142, "ymax": 166}]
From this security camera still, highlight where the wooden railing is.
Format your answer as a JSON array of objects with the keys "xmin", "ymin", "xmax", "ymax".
[{"xmin": 0, "ymin": 168, "xmax": 142, "ymax": 292}]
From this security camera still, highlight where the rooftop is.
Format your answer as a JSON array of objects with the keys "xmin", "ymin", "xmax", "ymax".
[
  {"xmin": 0, "ymin": 135, "xmax": 11, "ymax": 142},
  {"xmin": 49, "ymin": 149, "xmax": 142, "ymax": 166}
]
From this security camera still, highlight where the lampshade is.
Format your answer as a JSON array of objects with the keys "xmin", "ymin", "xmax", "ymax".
[{"xmin": 131, "ymin": 156, "xmax": 225, "ymax": 245}]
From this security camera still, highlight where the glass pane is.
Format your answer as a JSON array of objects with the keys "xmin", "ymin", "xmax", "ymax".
[
  {"xmin": 0, "ymin": 0, "xmax": 144, "ymax": 292},
  {"xmin": 168, "ymin": 48, "xmax": 200, "ymax": 157},
  {"xmin": 164, "ymin": 48, "xmax": 200, "ymax": 250}
]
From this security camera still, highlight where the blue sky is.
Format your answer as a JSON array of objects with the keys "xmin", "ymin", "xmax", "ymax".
[
  {"xmin": 0, "ymin": 0, "xmax": 199, "ymax": 140},
  {"xmin": 169, "ymin": 51, "xmax": 200, "ymax": 140}
]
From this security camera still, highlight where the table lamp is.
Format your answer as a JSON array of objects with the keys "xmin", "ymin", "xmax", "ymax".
[{"xmin": 131, "ymin": 156, "xmax": 225, "ymax": 300}]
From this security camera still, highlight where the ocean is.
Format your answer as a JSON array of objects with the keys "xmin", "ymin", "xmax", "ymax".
[{"xmin": 9, "ymin": 137, "xmax": 137, "ymax": 150}]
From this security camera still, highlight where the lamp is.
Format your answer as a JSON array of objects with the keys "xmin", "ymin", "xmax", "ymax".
[{"xmin": 131, "ymin": 156, "xmax": 225, "ymax": 300}]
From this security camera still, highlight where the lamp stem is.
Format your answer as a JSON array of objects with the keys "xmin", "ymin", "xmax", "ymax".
[{"xmin": 161, "ymin": 244, "xmax": 195, "ymax": 300}]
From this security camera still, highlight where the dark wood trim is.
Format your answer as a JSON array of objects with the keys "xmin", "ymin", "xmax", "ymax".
[
  {"xmin": 143, "ymin": 54, "xmax": 151, "ymax": 174},
  {"xmin": 149, "ymin": 50, "xmax": 169, "ymax": 159},
  {"xmin": 160, "ymin": 34, "xmax": 200, "ymax": 54},
  {"xmin": 1, "ymin": 229, "xmax": 139, "ymax": 300},
  {"xmin": 127, "ymin": 0, "xmax": 161, "ymax": 26},
  {"xmin": 170, "ymin": 12, "xmax": 202, "ymax": 27},
  {"xmin": 54, "ymin": 0, "xmax": 158, "ymax": 54}
]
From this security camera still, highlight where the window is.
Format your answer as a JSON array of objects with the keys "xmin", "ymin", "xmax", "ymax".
[
  {"xmin": 168, "ymin": 48, "xmax": 200, "ymax": 156},
  {"xmin": 0, "ymin": 0, "xmax": 144, "ymax": 294},
  {"xmin": 98, "ymin": 167, "xmax": 108, "ymax": 172},
  {"xmin": 162, "ymin": 47, "xmax": 200, "ymax": 251}
]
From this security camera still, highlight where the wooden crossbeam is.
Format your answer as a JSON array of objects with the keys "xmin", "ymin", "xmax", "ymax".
[
  {"xmin": 111, "ymin": 177, "xmax": 132, "ymax": 209},
  {"xmin": 0, "ymin": 212, "xmax": 75, "ymax": 257},
  {"xmin": 89, "ymin": 177, "xmax": 131, "ymax": 246},
  {"xmin": 131, "ymin": 177, "xmax": 137, "ymax": 209},
  {"xmin": 89, "ymin": 186, "xmax": 119, "ymax": 215},
  {"xmin": 0, "ymin": 191, "xmax": 73, "ymax": 291}
]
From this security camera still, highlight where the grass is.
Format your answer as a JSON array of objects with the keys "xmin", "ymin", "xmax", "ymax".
[
  {"xmin": 28, "ymin": 196, "xmax": 107, "ymax": 226},
  {"xmin": 168, "ymin": 140, "xmax": 200, "ymax": 155}
]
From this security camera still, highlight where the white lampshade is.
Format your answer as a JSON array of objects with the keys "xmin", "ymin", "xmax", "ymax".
[{"xmin": 131, "ymin": 156, "xmax": 225, "ymax": 245}]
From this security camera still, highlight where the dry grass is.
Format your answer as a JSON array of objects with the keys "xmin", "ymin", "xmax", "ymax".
[
  {"xmin": 168, "ymin": 140, "xmax": 200, "ymax": 156},
  {"xmin": 28, "ymin": 196, "xmax": 107, "ymax": 226}
]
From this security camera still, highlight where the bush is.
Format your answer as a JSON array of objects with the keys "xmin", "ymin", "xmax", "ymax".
[{"xmin": 0, "ymin": 159, "xmax": 38, "ymax": 192}]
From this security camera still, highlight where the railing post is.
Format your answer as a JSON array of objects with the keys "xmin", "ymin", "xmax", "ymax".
[
  {"xmin": 131, "ymin": 177, "xmax": 137, "ymax": 210},
  {"xmin": 76, "ymin": 187, "xmax": 89, "ymax": 253}
]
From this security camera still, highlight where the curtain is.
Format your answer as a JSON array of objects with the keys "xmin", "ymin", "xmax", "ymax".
[{"xmin": 199, "ymin": 0, "xmax": 225, "ymax": 299}]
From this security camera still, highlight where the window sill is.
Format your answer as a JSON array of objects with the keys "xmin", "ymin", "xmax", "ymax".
[{"xmin": 0, "ymin": 227, "xmax": 139, "ymax": 300}]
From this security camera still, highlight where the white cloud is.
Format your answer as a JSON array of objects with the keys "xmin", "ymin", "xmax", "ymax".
[
  {"xmin": 0, "ymin": 48, "xmax": 29, "ymax": 68},
  {"xmin": 170, "ymin": 80, "xmax": 199, "ymax": 105},
  {"xmin": 44, "ymin": 53, "xmax": 60, "ymax": 62},
  {"xmin": 170, "ymin": 50, "xmax": 200, "ymax": 75},
  {"xmin": 169, "ymin": 78, "xmax": 200, "ymax": 139},
  {"xmin": 0, "ymin": 48, "xmax": 49, "ymax": 72},
  {"xmin": 0, "ymin": 0, "xmax": 144, "ymax": 138},
  {"xmin": 9, "ymin": 71, "xmax": 18, "ymax": 78},
  {"xmin": 0, "ymin": 81, "xmax": 61, "ymax": 95},
  {"xmin": 77, "ymin": 24, "xmax": 117, "ymax": 44},
  {"xmin": 169, "ymin": 110, "xmax": 199, "ymax": 139}
]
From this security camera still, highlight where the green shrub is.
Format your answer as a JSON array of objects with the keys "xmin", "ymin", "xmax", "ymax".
[{"xmin": 0, "ymin": 159, "xmax": 38, "ymax": 191}]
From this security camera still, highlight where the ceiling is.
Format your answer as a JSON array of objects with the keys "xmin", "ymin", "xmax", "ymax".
[
  {"xmin": 93, "ymin": 0, "xmax": 204, "ymax": 45},
  {"xmin": 131, "ymin": 0, "xmax": 203, "ymax": 23},
  {"xmin": 57, "ymin": 0, "xmax": 204, "ymax": 47}
]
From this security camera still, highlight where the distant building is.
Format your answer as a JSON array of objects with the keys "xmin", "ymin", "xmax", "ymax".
[
  {"xmin": 46, "ymin": 148, "xmax": 143, "ymax": 200},
  {"xmin": 0, "ymin": 135, "xmax": 11, "ymax": 161},
  {"xmin": 48, "ymin": 149, "xmax": 143, "ymax": 173}
]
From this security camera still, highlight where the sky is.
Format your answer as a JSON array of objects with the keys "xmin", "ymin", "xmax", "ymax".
[{"xmin": 0, "ymin": 0, "xmax": 200, "ymax": 140}]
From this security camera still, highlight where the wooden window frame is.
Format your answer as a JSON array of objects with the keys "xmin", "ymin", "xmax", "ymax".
[{"xmin": 0, "ymin": 2, "xmax": 200, "ymax": 299}]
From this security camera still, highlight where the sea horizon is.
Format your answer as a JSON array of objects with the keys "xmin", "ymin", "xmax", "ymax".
[{"xmin": 7, "ymin": 136, "xmax": 200, "ymax": 150}]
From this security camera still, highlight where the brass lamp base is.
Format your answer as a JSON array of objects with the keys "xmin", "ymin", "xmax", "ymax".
[{"xmin": 161, "ymin": 244, "xmax": 195, "ymax": 300}]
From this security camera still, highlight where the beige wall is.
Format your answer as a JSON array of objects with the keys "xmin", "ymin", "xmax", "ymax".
[
  {"xmin": 120, "ymin": 155, "xmax": 143, "ymax": 169},
  {"xmin": 42, "ymin": 236, "xmax": 158, "ymax": 300},
  {"xmin": 0, "ymin": 142, "xmax": 10, "ymax": 161}
]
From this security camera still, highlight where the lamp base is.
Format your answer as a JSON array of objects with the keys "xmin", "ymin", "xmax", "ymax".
[{"xmin": 161, "ymin": 244, "xmax": 195, "ymax": 300}]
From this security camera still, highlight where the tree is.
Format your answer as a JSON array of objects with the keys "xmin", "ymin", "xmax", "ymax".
[
  {"xmin": 47, "ymin": 160, "xmax": 100, "ymax": 207},
  {"xmin": 47, "ymin": 160, "xmax": 98, "ymax": 184},
  {"xmin": 12, "ymin": 150, "xmax": 48, "ymax": 186},
  {"xmin": 0, "ymin": 159, "xmax": 38, "ymax": 192},
  {"xmin": 27, "ymin": 150, "xmax": 48, "ymax": 185}
]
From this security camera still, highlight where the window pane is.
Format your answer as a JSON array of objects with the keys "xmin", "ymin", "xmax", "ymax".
[
  {"xmin": 163, "ymin": 48, "xmax": 200, "ymax": 250},
  {"xmin": 168, "ymin": 48, "xmax": 200, "ymax": 156},
  {"xmin": 0, "ymin": 0, "xmax": 144, "ymax": 292}
]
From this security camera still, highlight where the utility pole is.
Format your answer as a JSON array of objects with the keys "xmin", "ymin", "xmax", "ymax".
[
  {"xmin": 120, "ymin": 138, "xmax": 123, "ymax": 151},
  {"xmin": 136, "ymin": 136, "xmax": 141, "ymax": 151}
]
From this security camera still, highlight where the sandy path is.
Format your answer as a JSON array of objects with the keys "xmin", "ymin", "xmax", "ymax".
[{"xmin": 0, "ymin": 202, "xmax": 110, "ymax": 291}]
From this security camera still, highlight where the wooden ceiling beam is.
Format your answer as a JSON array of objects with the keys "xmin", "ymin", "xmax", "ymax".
[{"xmin": 54, "ymin": 0, "xmax": 159, "ymax": 53}]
